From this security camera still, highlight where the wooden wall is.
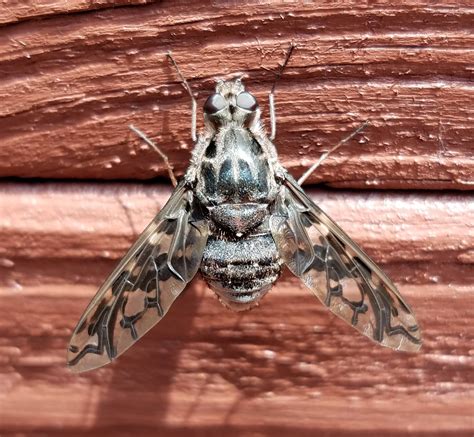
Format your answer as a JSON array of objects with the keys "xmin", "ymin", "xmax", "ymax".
[{"xmin": 0, "ymin": 1, "xmax": 472, "ymax": 435}]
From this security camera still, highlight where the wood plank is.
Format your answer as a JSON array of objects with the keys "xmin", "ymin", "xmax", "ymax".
[
  {"xmin": 2, "ymin": 2, "xmax": 473, "ymax": 27},
  {"xmin": 0, "ymin": 279, "xmax": 472, "ymax": 435},
  {"xmin": 0, "ymin": 182, "xmax": 472, "ymax": 433},
  {"xmin": 0, "ymin": 3, "xmax": 472, "ymax": 188},
  {"xmin": 0, "ymin": 183, "xmax": 472, "ymax": 267}
]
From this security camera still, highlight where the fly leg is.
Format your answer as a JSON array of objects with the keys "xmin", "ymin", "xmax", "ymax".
[
  {"xmin": 268, "ymin": 43, "xmax": 295, "ymax": 141},
  {"xmin": 128, "ymin": 51, "xmax": 196, "ymax": 187},
  {"xmin": 129, "ymin": 125, "xmax": 177, "ymax": 187},
  {"xmin": 166, "ymin": 51, "xmax": 197, "ymax": 143},
  {"xmin": 298, "ymin": 121, "xmax": 369, "ymax": 185}
]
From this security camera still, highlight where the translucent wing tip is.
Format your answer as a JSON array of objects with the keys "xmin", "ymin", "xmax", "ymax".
[
  {"xmin": 384, "ymin": 330, "xmax": 422, "ymax": 353},
  {"xmin": 66, "ymin": 343, "xmax": 113, "ymax": 373}
]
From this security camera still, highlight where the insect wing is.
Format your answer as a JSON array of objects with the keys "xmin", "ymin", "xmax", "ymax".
[
  {"xmin": 67, "ymin": 182, "xmax": 209, "ymax": 372},
  {"xmin": 270, "ymin": 175, "xmax": 422, "ymax": 352}
]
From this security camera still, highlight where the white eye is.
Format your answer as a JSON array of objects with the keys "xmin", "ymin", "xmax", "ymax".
[
  {"xmin": 236, "ymin": 92, "xmax": 258, "ymax": 112},
  {"xmin": 204, "ymin": 93, "xmax": 227, "ymax": 114}
]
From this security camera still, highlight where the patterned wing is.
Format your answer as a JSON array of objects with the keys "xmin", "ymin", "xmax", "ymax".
[
  {"xmin": 67, "ymin": 182, "xmax": 209, "ymax": 372},
  {"xmin": 270, "ymin": 175, "xmax": 422, "ymax": 352}
]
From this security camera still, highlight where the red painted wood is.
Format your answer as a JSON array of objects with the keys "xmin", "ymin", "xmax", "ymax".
[
  {"xmin": 0, "ymin": 2, "xmax": 472, "ymax": 188},
  {"xmin": 0, "ymin": 2, "xmax": 472, "ymax": 435}
]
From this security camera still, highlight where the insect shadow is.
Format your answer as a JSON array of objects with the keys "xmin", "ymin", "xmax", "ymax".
[
  {"xmin": 90, "ymin": 275, "xmax": 335, "ymax": 431},
  {"xmin": 91, "ymin": 279, "xmax": 204, "ymax": 428}
]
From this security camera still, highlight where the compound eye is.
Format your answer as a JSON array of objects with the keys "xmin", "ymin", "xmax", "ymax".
[
  {"xmin": 204, "ymin": 93, "xmax": 227, "ymax": 114},
  {"xmin": 236, "ymin": 92, "xmax": 258, "ymax": 112}
]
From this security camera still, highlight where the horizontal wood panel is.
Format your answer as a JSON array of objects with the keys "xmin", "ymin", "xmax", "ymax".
[
  {"xmin": 1, "ymin": 81, "xmax": 472, "ymax": 189},
  {"xmin": 0, "ymin": 2, "xmax": 472, "ymax": 188},
  {"xmin": 0, "ymin": 278, "xmax": 472, "ymax": 434},
  {"xmin": 0, "ymin": 181, "xmax": 472, "ymax": 434},
  {"xmin": 1, "ymin": 1, "xmax": 473, "ymax": 25},
  {"xmin": 0, "ymin": 183, "xmax": 472, "ymax": 268}
]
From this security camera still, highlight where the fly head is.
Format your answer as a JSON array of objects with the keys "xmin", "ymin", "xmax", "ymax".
[{"xmin": 203, "ymin": 78, "xmax": 259, "ymax": 128}]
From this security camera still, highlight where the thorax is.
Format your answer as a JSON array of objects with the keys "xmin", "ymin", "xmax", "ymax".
[{"xmin": 195, "ymin": 125, "xmax": 277, "ymax": 206}]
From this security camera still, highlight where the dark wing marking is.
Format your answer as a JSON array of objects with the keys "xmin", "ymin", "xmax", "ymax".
[
  {"xmin": 67, "ymin": 182, "xmax": 209, "ymax": 372},
  {"xmin": 270, "ymin": 174, "xmax": 422, "ymax": 352}
]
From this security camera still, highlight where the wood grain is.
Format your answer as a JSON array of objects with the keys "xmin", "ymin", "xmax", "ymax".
[
  {"xmin": 0, "ymin": 2, "xmax": 472, "ymax": 188},
  {"xmin": 0, "ymin": 281, "xmax": 472, "ymax": 435},
  {"xmin": 0, "ymin": 1, "xmax": 473, "ymax": 436},
  {"xmin": 0, "ymin": 183, "xmax": 472, "ymax": 274},
  {"xmin": 0, "ymin": 183, "xmax": 472, "ymax": 435},
  {"xmin": 0, "ymin": 0, "xmax": 156, "ymax": 24}
]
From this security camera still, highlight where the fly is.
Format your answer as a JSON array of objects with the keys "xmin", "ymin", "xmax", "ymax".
[{"xmin": 67, "ymin": 45, "xmax": 422, "ymax": 372}]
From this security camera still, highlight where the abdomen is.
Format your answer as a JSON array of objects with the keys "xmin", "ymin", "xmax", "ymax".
[{"xmin": 200, "ymin": 232, "xmax": 281, "ymax": 311}]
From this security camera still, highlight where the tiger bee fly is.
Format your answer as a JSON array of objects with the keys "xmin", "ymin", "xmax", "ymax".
[{"xmin": 67, "ymin": 47, "xmax": 421, "ymax": 372}]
